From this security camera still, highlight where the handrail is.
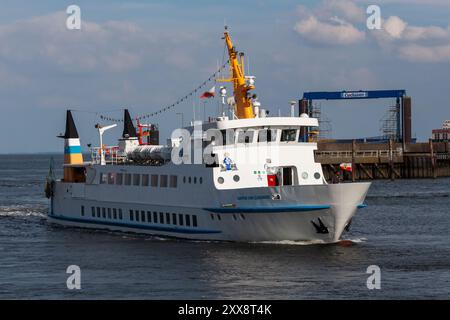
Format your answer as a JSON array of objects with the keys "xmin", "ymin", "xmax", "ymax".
[{"xmin": 315, "ymin": 150, "xmax": 403, "ymax": 158}]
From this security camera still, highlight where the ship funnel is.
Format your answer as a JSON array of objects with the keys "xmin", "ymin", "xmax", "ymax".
[
  {"xmin": 118, "ymin": 109, "xmax": 139, "ymax": 154},
  {"xmin": 122, "ymin": 109, "xmax": 137, "ymax": 138},
  {"xmin": 59, "ymin": 110, "xmax": 84, "ymax": 181}
]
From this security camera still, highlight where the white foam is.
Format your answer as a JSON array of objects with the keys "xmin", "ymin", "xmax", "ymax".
[
  {"xmin": 251, "ymin": 239, "xmax": 327, "ymax": 246},
  {"xmin": 0, "ymin": 205, "xmax": 46, "ymax": 218}
]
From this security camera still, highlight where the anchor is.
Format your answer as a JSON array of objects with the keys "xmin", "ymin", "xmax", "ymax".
[{"xmin": 311, "ymin": 217, "xmax": 329, "ymax": 234}]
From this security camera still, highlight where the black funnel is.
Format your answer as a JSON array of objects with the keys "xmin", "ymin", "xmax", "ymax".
[
  {"xmin": 60, "ymin": 110, "xmax": 79, "ymax": 139},
  {"xmin": 122, "ymin": 109, "xmax": 137, "ymax": 138}
]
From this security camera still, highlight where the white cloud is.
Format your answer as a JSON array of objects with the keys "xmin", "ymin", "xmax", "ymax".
[
  {"xmin": 384, "ymin": 16, "xmax": 407, "ymax": 39},
  {"xmin": 372, "ymin": 15, "xmax": 450, "ymax": 62},
  {"xmin": 398, "ymin": 43, "xmax": 450, "ymax": 62},
  {"xmin": 322, "ymin": 0, "xmax": 365, "ymax": 23},
  {"xmin": 294, "ymin": 15, "xmax": 365, "ymax": 45},
  {"xmin": 294, "ymin": 1, "xmax": 450, "ymax": 62}
]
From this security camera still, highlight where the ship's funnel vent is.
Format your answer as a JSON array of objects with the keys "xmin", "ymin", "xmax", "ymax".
[{"xmin": 123, "ymin": 109, "xmax": 137, "ymax": 138}]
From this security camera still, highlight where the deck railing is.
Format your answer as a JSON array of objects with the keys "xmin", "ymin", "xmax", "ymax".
[
  {"xmin": 315, "ymin": 150, "xmax": 403, "ymax": 158},
  {"xmin": 90, "ymin": 146, "xmax": 125, "ymax": 165}
]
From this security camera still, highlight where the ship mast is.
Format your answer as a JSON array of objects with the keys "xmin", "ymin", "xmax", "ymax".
[{"xmin": 218, "ymin": 27, "xmax": 255, "ymax": 119}]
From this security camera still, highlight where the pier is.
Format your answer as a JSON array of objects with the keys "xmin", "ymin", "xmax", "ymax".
[{"xmin": 316, "ymin": 140, "xmax": 450, "ymax": 181}]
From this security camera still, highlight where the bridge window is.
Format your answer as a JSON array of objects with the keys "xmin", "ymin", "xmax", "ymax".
[
  {"xmin": 153, "ymin": 212, "xmax": 158, "ymax": 223},
  {"xmin": 258, "ymin": 129, "xmax": 277, "ymax": 142},
  {"xmin": 281, "ymin": 129, "xmax": 297, "ymax": 142},
  {"xmin": 192, "ymin": 215, "xmax": 198, "ymax": 227},
  {"xmin": 165, "ymin": 213, "xmax": 170, "ymax": 224},
  {"xmin": 220, "ymin": 129, "xmax": 235, "ymax": 145},
  {"xmin": 113, "ymin": 208, "xmax": 117, "ymax": 219},
  {"xmin": 237, "ymin": 129, "xmax": 255, "ymax": 143},
  {"xmin": 119, "ymin": 209, "xmax": 123, "ymax": 220}
]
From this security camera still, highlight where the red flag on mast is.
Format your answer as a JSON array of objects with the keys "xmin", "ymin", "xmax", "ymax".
[{"xmin": 200, "ymin": 86, "xmax": 215, "ymax": 99}]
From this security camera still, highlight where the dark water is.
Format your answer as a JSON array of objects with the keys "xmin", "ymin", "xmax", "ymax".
[{"xmin": 0, "ymin": 154, "xmax": 449, "ymax": 299}]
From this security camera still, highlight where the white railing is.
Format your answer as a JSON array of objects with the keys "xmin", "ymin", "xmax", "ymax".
[
  {"xmin": 315, "ymin": 150, "xmax": 403, "ymax": 158},
  {"xmin": 90, "ymin": 146, "xmax": 125, "ymax": 165}
]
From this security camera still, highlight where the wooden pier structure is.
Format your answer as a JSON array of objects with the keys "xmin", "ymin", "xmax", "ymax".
[{"xmin": 316, "ymin": 140, "xmax": 450, "ymax": 181}]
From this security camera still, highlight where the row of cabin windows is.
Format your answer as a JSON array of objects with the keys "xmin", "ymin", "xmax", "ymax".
[
  {"xmin": 100, "ymin": 173, "xmax": 178, "ymax": 188},
  {"xmin": 86, "ymin": 206, "xmax": 124, "ymax": 220},
  {"xmin": 182, "ymin": 176, "xmax": 203, "ymax": 184},
  {"xmin": 217, "ymin": 128, "xmax": 298, "ymax": 145},
  {"xmin": 81, "ymin": 206, "xmax": 198, "ymax": 228},
  {"xmin": 210, "ymin": 213, "xmax": 246, "ymax": 221},
  {"xmin": 129, "ymin": 210, "xmax": 198, "ymax": 227}
]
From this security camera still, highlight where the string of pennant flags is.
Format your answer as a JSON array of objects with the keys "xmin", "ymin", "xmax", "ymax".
[{"xmin": 99, "ymin": 60, "xmax": 230, "ymax": 123}]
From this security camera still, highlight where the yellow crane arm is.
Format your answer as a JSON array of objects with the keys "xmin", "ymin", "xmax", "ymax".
[{"xmin": 220, "ymin": 29, "xmax": 255, "ymax": 119}]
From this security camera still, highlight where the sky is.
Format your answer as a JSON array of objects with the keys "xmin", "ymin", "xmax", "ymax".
[{"xmin": 0, "ymin": 0, "xmax": 449, "ymax": 153}]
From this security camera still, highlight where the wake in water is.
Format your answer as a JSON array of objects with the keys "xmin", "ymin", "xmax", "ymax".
[
  {"xmin": 0, "ymin": 205, "xmax": 47, "ymax": 218},
  {"xmin": 251, "ymin": 238, "xmax": 368, "ymax": 246}
]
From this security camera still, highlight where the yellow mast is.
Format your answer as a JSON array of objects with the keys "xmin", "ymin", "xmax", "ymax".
[{"xmin": 218, "ymin": 27, "xmax": 255, "ymax": 119}]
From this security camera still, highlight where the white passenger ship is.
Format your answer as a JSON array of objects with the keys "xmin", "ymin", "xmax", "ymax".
[{"xmin": 46, "ymin": 29, "xmax": 371, "ymax": 243}]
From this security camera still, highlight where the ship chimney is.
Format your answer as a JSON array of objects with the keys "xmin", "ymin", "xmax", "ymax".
[
  {"xmin": 118, "ymin": 109, "xmax": 139, "ymax": 154},
  {"xmin": 122, "ymin": 109, "xmax": 137, "ymax": 138},
  {"xmin": 59, "ymin": 110, "xmax": 84, "ymax": 181}
]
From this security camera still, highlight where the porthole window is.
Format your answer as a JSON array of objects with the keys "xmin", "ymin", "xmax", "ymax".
[
  {"xmin": 183, "ymin": 176, "xmax": 186, "ymax": 184},
  {"xmin": 302, "ymin": 172, "xmax": 308, "ymax": 180},
  {"xmin": 240, "ymin": 214, "xmax": 246, "ymax": 220},
  {"xmin": 233, "ymin": 175, "xmax": 240, "ymax": 182},
  {"xmin": 217, "ymin": 177, "xmax": 224, "ymax": 184},
  {"xmin": 194, "ymin": 177, "xmax": 197, "ymax": 184},
  {"xmin": 188, "ymin": 177, "xmax": 192, "ymax": 184},
  {"xmin": 199, "ymin": 177, "xmax": 203, "ymax": 184},
  {"xmin": 314, "ymin": 172, "xmax": 321, "ymax": 180}
]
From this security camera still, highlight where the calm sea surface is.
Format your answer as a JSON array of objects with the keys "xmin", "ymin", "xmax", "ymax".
[{"xmin": 0, "ymin": 154, "xmax": 449, "ymax": 299}]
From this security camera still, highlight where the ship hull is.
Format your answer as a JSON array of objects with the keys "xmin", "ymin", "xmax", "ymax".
[{"xmin": 48, "ymin": 181, "xmax": 370, "ymax": 243}]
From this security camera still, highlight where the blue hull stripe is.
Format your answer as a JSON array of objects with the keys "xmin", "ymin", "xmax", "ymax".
[
  {"xmin": 205, "ymin": 203, "xmax": 368, "ymax": 213},
  {"xmin": 204, "ymin": 204, "xmax": 331, "ymax": 213},
  {"xmin": 64, "ymin": 145, "xmax": 82, "ymax": 154},
  {"xmin": 48, "ymin": 214, "xmax": 222, "ymax": 234}
]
